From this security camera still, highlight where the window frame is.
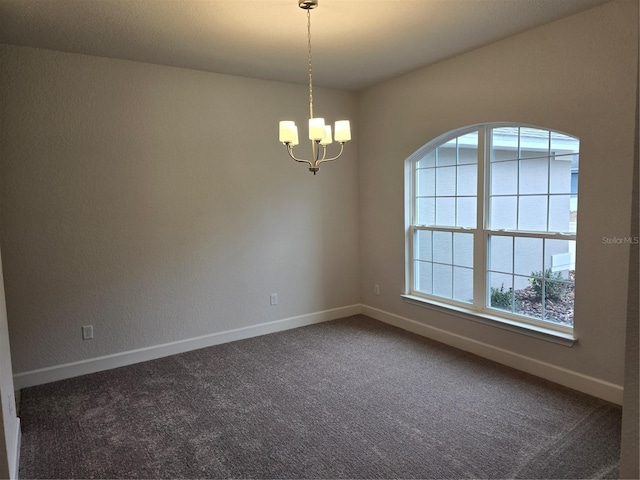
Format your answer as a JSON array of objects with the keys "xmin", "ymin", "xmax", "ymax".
[{"xmin": 404, "ymin": 123, "xmax": 577, "ymax": 342}]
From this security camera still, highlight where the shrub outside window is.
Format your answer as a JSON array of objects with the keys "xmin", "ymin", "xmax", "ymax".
[{"xmin": 407, "ymin": 124, "xmax": 578, "ymax": 334}]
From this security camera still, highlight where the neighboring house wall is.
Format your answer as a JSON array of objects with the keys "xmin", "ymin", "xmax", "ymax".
[
  {"xmin": 358, "ymin": 0, "xmax": 637, "ymax": 394},
  {"xmin": 0, "ymin": 45, "xmax": 360, "ymax": 376}
]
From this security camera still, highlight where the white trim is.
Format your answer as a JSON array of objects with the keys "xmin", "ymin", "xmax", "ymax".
[
  {"xmin": 10, "ymin": 418, "xmax": 20, "ymax": 480},
  {"xmin": 361, "ymin": 304, "xmax": 623, "ymax": 405},
  {"xmin": 13, "ymin": 305, "xmax": 362, "ymax": 390},
  {"xmin": 401, "ymin": 294, "xmax": 576, "ymax": 345}
]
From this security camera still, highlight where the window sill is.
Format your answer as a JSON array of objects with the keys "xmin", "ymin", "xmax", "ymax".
[{"xmin": 401, "ymin": 295, "xmax": 577, "ymax": 347}]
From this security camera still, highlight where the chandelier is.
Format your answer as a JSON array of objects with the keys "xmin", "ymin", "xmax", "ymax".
[{"xmin": 278, "ymin": 0, "xmax": 351, "ymax": 175}]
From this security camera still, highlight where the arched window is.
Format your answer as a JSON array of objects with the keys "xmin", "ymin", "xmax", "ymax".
[{"xmin": 406, "ymin": 124, "xmax": 578, "ymax": 336}]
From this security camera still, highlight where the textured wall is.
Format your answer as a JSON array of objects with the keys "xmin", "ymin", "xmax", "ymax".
[
  {"xmin": 0, "ymin": 46, "xmax": 360, "ymax": 373},
  {"xmin": 357, "ymin": 0, "xmax": 638, "ymax": 386}
]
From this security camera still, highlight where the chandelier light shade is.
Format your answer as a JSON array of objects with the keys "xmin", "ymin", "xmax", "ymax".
[{"xmin": 278, "ymin": 0, "xmax": 351, "ymax": 174}]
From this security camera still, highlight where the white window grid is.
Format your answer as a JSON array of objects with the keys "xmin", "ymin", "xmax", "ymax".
[{"xmin": 408, "ymin": 124, "xmax": 577, "ymax": 334}]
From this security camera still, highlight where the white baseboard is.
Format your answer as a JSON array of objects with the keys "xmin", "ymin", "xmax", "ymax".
[
  {"xmin": 13, "ymin": 304, "xmax": 362, "ymax": 390},
  {"xmin": 13, "ymin": 303, "xmax": 623, "ymax": 405},
  {"xmin": 362, "ymin": 305, "xmax": 624, "ymax": 405}
]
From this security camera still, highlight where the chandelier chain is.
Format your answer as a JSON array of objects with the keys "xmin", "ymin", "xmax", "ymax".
[{"xmin": 307, "ymin": 8, "xmax": 313, "ymax": 119}]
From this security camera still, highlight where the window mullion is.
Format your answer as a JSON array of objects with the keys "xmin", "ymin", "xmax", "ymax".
[
  {"xmin": 408, "ymin": 225, "xmax": 415, "ymax": 294},
  {"xmin": 511, "ymin": 235, "xmax": 516, "ymax": 312},
  {"xmin": 516, "ymin": 128, "xmax": 521, "ymax": 231},
  {"xmin": 474, "ymin": 126, "xmax": 486, "ymax": 311},
  {"xmin": 542, "ymin": 237, "xmax": 547, "ymax": 319},
  {"xmin": 547, "ymin": 134, "xmax": 552, "ymax": 231}
]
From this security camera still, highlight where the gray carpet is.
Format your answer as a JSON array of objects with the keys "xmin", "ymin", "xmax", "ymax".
[{"xmin": 19, "ymin": 315, "xmax": 621, "ymax": 479}]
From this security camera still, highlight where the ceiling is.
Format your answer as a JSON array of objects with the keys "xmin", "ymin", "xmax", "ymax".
[{"xmin": 0, "ymin": 0, "xmax": 611, "ymax": 91}]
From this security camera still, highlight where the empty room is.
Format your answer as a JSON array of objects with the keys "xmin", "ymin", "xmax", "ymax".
[{"xmin": 0, "ymin": 0, "xmax": 638, "ymax": 478}]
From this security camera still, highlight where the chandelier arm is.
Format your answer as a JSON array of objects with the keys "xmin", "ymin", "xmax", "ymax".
[
  {"xmin": 313, "ymin": 141, "xmax": 326, "ymax": 163},
  {"xmin": 285, "ymin": 144, "xmax": 313, "ymax": 168},
  {"xmin": 317, "ymin": 143, "xmax": 345, "ymax": 165}
]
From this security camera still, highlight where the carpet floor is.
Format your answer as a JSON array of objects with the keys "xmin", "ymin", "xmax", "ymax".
[{"xmin": 19, "ymin": 315, "xmax": 621, "ymax": 479}]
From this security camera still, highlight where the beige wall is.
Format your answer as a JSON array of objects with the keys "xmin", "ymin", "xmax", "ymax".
[
  {"xmin": 358, "ymin": 0, "xmax": 637, "ymax": 386},
  {"xmin": 0, "ymin": 46, "xmax": 360, "ymax": 373}
]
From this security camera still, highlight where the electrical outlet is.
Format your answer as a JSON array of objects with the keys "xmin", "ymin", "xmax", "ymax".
[
  {"xmin": 270, "ymin": 293, "xmax": 278, "ymax": 305},
  {"xmin": 374, "ymin": 284, "xmax": 380, "ymax": 295},
  {"xmin": 82, "ymin": 325, "xmax": 94, "ymax": 340}
]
